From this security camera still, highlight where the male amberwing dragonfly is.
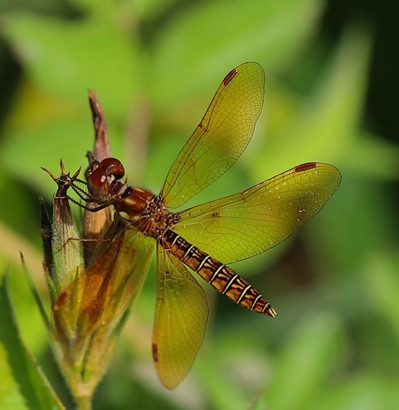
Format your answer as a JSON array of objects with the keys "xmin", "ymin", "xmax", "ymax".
[{"xmin": 69, "ymin": 62, "xmax": 341, "ymax": 389}]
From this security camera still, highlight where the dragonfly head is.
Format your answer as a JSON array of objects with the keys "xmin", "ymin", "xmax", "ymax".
[{"xmin": 85, "ymin": 156, "xmax": 125, "ymax": 200}]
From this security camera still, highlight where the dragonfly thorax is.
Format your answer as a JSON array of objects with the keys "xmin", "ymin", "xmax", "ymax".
[{"xmin": 115, "ymin": 190, "xmax": 177, "ymax": 238}]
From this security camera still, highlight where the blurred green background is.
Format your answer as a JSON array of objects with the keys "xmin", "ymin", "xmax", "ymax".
[{"xmin": 1, "ymin": 0, "xmax": 398, "ymax": 409}]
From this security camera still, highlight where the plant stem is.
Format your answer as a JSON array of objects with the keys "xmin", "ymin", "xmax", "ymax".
[{"xmin": 75, "ymin": 394, "xmax": 92, "ymax": 410}]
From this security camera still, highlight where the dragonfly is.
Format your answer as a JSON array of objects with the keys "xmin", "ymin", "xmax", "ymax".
[{"xmin": 74, "ymin": 62, "xmax": 341, "ymax": 389}]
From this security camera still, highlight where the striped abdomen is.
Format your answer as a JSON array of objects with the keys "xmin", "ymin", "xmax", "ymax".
[{"xmin": 162, "ymin": 229, "xmax": 277, "ymax": 317}]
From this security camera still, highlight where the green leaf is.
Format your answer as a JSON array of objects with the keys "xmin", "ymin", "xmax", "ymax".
[
  {"xmin": 127, "ymin": 0, "xmax": 173, "ymax": 19},
  {"xmin": 364, "ymin": 251, "xmax": 399, "ymax": 347},
  {"xmin": 150, "ymin": 0, "xmax": 324, "ymax": 111},
  {"xmin": 252, "ymin": 25, "xmax": 373, "ymax": 178},
  {"xmin": 0, "ymin": 274, "xmax": 64, "ymax": 410},
  {"xmin": 314, "ymin": 374, "xmax": 399, "ymax": 410},
  {"xmin": 1, "ymin": 14, "xmax": 141, "ymax": 120},
  {"xmin": 347, "ymin": 132, "xmax": 399, "ymax": 179},
  {"xmin": 196, "ymin": 340, "xmax": 263, "ymax": 410},
  {"xmin": 265, "ymin": 312, "xmax": 343, "ymax": 410}
]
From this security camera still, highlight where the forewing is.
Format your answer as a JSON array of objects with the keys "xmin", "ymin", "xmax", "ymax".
[
  {"xmin": 174, "ymin": 163, "xmax": 341, "ymax": 264},
  {"xmin": 152, "ymin": 243, "xmax": 209, "ymax": 389},
  {"xmin": 161, "ymin": 62, "xmax": 265, "ymax": 208}
]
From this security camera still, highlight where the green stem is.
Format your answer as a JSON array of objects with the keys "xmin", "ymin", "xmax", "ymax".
[{"xmin": 75, "ymin": 393, "xmax": 92, "ymax": 410}]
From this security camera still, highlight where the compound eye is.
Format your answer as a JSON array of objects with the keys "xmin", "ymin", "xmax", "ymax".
[
  {"xmin": 85, "ymin": 158, "xmax": 100, "ymax": 181},
  {"xmin": 99, "ymin": 157, "xmax": 125, "ymax": 180},
  {"xmin": 87, "ymin": 166, "xmax": 108, "ymax": 198}
]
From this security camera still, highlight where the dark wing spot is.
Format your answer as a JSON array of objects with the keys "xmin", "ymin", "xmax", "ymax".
[
  {"xmin": 152, "ymin": 343, "xmax": 159, "ymax": 362},
  {"xmin": 223, "ymin": 68, "xmax": 238, "ymax": 86},
  {"xmin": 295, "ymin": 162, "xmax": 317, "ymax": 173}
]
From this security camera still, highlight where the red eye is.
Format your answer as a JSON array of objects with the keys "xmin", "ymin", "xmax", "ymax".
[
  {"xmin": 87, "ymin": 166, "xmax": 109, "ymax": 198},
  {"xmin": 85, "ymin": 159, "xmax": 100, "ymax": 181},
  {"xmin": 85, "ymin": 158, "xmax": 125, "ymax": 198},
  {"xmin": 99, "ymin": 158, "xmax": 125, "ymax": 180}
]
